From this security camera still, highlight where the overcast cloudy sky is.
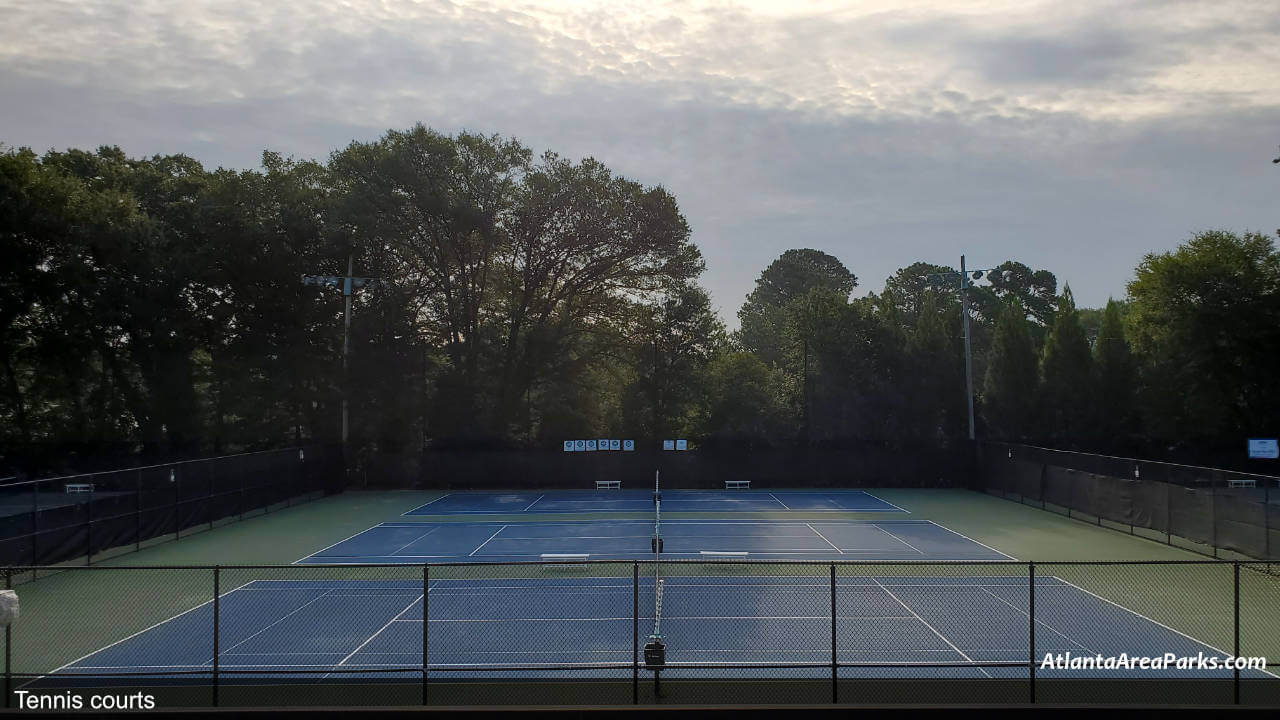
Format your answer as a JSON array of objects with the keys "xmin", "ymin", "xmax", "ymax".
[{"xmin": 2, "ymin": 0, "xmax": 1277, "ymax": 325}]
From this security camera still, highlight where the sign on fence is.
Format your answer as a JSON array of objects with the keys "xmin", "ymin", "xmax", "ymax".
[{"xmin": 1247, "ymin": 438, "xmax": 1278, "ymax": 459}]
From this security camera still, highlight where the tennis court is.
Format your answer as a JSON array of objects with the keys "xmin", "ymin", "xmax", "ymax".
[
  {"xmin": 42, "ymin": 574, "xmax": 1268, "ymax": 683},
  {"xmin": 404, "ymin": 489, "xmax": 906, "ymax": 515},
  {"xmin": 295, "ymin": 519, "xmax": 1006, "ymax": 563}
]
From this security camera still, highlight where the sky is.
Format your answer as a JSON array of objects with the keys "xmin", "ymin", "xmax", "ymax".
[{"xmin": 2, "ymin": 0, "xmax": 1277, "ymax": 327}]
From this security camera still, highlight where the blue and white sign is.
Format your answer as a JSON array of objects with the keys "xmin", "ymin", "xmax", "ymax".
[
  {"xmin": 586, "ymin": 440, "xmax": 597, "ymax": 451},
  {"xmin": 623, "ymin": 440, "xmax": 635, "ymax": 451},
  {"xmin": 663, "ymin": 440, "xmax": 675, "ymax": 451},
  {"xmin": 609, "ymin": 439, "xmax": 621, "ymax": 451},
  {"xmin": 676, "ymin": 439, "xmax": 688, "ymax": 451},
  {"xmin": 564, "ymin": 440, "xmax": 574, "ymax": 452},
  {"xmin": 574, "ymin": 440, "xmax": 586, "ymax": 451},
  {"xmin": 598, "ymin": 438, "xmax": 610, "ymax": 450},
  {"xmin": 1248, "ymin": 438, "xmax": 1278, "ymax": 459}
]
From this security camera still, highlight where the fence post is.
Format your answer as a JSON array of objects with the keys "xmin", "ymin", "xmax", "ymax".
[
  {"xmin": 31, "ymin": 481, "xmax": 38, "ymax": 579},
  {"xmin": 1029, "ymin": 561, "xmax": 1036, "ymax": 704},
  {"xmin": 208, "ymin": 462, "xmax": 215, "ymax": 532},
  {"xmin": 213, "ymin": 566, "xmax": 220, "ymax": 707},
  {"xmin": 174, "ymin": 469, "xmax": 181, "ymax": 540},
  {"xmin": 85, "ymin": 482, "xmax": 93, "ymax": 565},
  {"xmin": 430, "ymin": 561, "xmax": 435, "ymax": 702},
  {"xmin": 1234, "ymin": 561, "xmax": 1240, "ymax": 705},
  {"xmin": 135, "ymin": 469, "xmax": 142, "ymax": 552},
  {"xmin": 5, "ymin": 569, "xmax": 11, "ymax": 708},
  {"xmin": 830, "ymin": 563, "xmax": 837, "ymax": 704},
  {"xmin": 633, "ymin": 562, "xmax": 639, "ymax": 705}
]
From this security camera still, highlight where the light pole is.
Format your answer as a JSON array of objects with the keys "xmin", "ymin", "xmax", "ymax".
[
  {"xmin": 926, "ymin": 256, "xmax": 1010, "ymax": 441},
  {"xmin": 302, "ymin": 254, "xmax": 383, "ymax": 463}
]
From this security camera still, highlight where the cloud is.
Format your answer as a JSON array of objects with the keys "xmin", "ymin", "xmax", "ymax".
[{"xmin": 1, "ymin": 0, "xmax": 1277, "ymax": 324}]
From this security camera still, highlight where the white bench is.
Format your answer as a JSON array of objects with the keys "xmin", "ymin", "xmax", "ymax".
[
  {"xmin": 1228, "ymin": 479, "xmax": 1256, "ymax": 488},
  {"xmin": 595, "ymin": 480, "xmax": 621, "ymax": 490},
  {"xmin": 724, "ymin": 480, "xmax": 750, "ymax": 490},
  {"xmin": 700, "ymin": 551, "xmax": 749, "ymax": 557},
  {"xmin": 541, "ymin": 553, "xmax": 590, "ymax": 561},
  {"xmin": 65, "ymin": 483, "xmax": 94, "ymax": 494}
]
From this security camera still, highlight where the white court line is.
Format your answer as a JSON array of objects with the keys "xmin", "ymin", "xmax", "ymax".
[
  {"xmin": 805, "ymin": 523, "xmax": 843, "ymax": 554},
  {"xmin": 977, "ymin": 587, "xmax": 1095, "ymax": 655},
  {"xmin": 293, "ymin": 522, "xmax": 405, "ymax": 564},
  {"xmin": 767, "ymin": 493, "xmax": 791, "ymax": 510},
  {"xmin": 468, "ymin": 525, "xmax": 508, "ymax": 556},
  {"xmin": 1052, "ymin": 576, "xmax": 1280, "ymax": 679},
  {"xmin": 30, "ymin": 579, "xmax": 258, "ymax": 687},
  {"xmin": 213, "ymin": 589, "xmax": 335, "ymax": 659},
  {"xmin": 871, "ymin": 577, "xmax": 992, "ymax": 679},
  {"xmin": 400, "ymin": 493, "xmax": 452, "ymax": 516},
  {"xmin": 387, "ymin": 526, "xmax": 441, "ymax": 556},
  {"xmin": 924, "ymin": 520, "xmax": 1018, "ymax": 560},
  {"xmin": 523, "ymin": 495, "xmax": 546, "ymax": 512},
  {"xmin": 871, "ymin": 524, "xmax": 925, "ymax": 555},
  {"xmin": 328, "ymin": 591, "xmax": 425, "ymax": 676},
  {"xmin": 393, "ymin": 615, "xmax": 918, "ymax": 623},
  {"xmin": 857, "ymin": 490, "xmax": 911, "ymax": 514}
]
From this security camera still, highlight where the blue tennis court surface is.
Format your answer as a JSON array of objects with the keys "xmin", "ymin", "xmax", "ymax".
[
  {"xmin": 296, "ymin": 520, "xmax": 1009, "ymax": 563},
  {"xmin": 404, "ymin": 489, "xmax": 906, "ymax": 515},
  {"xmin": 45, "ymin": 575, "xmax": 1269, "ymax": 682}
]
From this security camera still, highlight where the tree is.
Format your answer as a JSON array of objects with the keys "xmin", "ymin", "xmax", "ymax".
[
  {"xmin": 1039, "ymin": 285, "xmax": 1094, "ymax": 443},
  {"xmin": 700, "ymin": 352, "xmax": 793, "ymax": 445},
  {"xmin": 982, "ymin": 303, "xmax": 1039, "ymax": 440},
  {"xmin": 1094, "ymin": 298, "xmax": 1134, "ymax": 447},
  {"xmin": 620, "ymin": 284, "xmax": 725, "ymax": 441},
  {"xmin": 738, "ymin": 249, "xmax": 855, "ymax": 367},
  {"xmin": 1126, "ymin": 230, "xmax": 1280, "ymax": 446}
]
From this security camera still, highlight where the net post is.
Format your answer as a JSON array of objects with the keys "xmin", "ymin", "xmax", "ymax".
[
  {"xmin": 830, "ymin": 562, "xmax": 837, "ymax": 704},
  {"xmin": 212, "ymin": 565, "xmax": 220, "ymax": 707},
  {"xmin": 1233, "ymin": 560, "xmax": 1240, "ymax": 705},
  {"xmin": 1029, "ymin": 561, "xmax": 1036, "ymax": 704},
  {"xmin": 430, "ymin": 561, "xmax": 435, "ymax": 702},
  {"xmin": 633, "ymin": 561, "xmax": 639, "ymax": 705}
]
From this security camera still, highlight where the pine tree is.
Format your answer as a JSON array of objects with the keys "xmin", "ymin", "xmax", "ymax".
[
  {"xmin": 1094, "ymin": 298, "xmax": 1134, "ymax": 448},
  {"xmin": 982, "ymin": 303, "xmax": 1039, "ymax": 440},
  {"xmin": 1040, "ymin": 285, "xmax": 1095, "ymax": 444}
]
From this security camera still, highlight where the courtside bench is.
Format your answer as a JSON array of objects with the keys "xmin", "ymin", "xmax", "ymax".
[
  {"xmin": 65, "ymin": 483, "xmax": 95, "ymax": 493},
  {"xmin": 725, "ymin": 480, "xmax": 750, "ymax": 490},
  {"xmin": 595, "ymin": 480, "xmax": 621, "ymax": 490}
]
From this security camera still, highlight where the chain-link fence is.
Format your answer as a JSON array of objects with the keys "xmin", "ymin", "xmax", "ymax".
[
  {"xmin": 2, "ymin": 559, "xmax": 1276, "ymax": 708},
  {"xmin": 978, "ymin": 442, "xmax": 1280, "ymax": 561},
  {"xmin": 0, "ymin": 446, "xmax": 342, "ymax": 572}
]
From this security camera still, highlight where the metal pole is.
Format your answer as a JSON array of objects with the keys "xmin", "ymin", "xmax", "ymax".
[
  {"xmin": 633, "ymin": 562, "xmax": 639, "ymax": 704},
  {"xmin": 1233, "ymin": 561, "xmax": 1240, "ymax": 704},
  {"xmin": 5, "ymin": 570, "xmax": 11, "ymax": 708},
  {"xmin": 1029, "ymin": 561, "xmax": 1036, "ymax": 703},
  {"xmin": 208, "ymin": 461, "xmax": 215, "ymax": 531},
  {"xmin": 85, "ymin": 482, "xmax": 92, "ymax": 565},
  {"xmin": 430, "ymin": 561, "xmax": 435, "ymax": 702},
  {"xmin": 213, "ymin": 566, "xmax": 220, "ymax": 707},
  {"xmin": 961, "ymin": 255, "xmax": 976, "ymax": 441},
  {"xmin": 342, "ymin": 253, "xmax": 353, "ymax": 470},
  {"xmin": 135, "ymin": 469, "xmax": 142, "ymax": 552},
  {"xmin": 830, "ymin": 563, "xmax": 837, "ymax": 704}
]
